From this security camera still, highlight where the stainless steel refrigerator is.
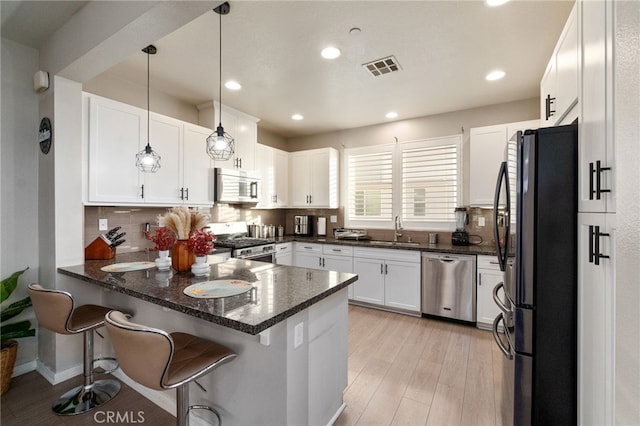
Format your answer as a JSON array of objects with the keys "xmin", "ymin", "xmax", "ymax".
[{"xmin": 491, "ymin": 124, "xmax": 578, "ymax": 425}]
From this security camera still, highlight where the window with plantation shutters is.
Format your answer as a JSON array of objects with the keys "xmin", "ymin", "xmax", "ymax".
[
  {"xmin": 345, "ymin": 134, "xmax": 462, "ymax": 229},
  {"xmin": 401, "ymin": 136, "xmax": 461, "ymax": 223},
  {"xmin": 347, "ymin": 148, "xmax": 393, "ymax": 223}
]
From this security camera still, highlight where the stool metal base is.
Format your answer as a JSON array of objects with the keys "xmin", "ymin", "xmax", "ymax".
[{"xmin": 52, "ymin": 379, "xmax": 121, "ymax": 415}]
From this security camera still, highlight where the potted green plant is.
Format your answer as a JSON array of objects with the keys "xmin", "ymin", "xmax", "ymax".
[{"xmin": 1, "ymin": 267, "xmax": 35, "ymax": 395}]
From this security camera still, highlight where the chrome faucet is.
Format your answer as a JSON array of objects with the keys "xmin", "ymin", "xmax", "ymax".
[{"xmin": 394, "ymin": 215, "xmax": 403, "ymax": 242}]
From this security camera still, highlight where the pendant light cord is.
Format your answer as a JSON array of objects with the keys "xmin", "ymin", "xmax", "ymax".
[
  {"xmin": 147, "ymin": 49, "xmax": 150, "ymax": 149},
  {"xmin": 218, "ymin": 10, "xmax": 222, "ymax": 127}
]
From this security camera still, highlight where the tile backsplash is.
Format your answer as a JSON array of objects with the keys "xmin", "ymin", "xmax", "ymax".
[{"xmin": 84, "ymin": 205, "xmax": 497, "ymax": 253}]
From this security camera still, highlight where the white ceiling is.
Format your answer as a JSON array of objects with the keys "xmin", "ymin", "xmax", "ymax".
[{"xmin": 2, "ymin": 1, "xmax": 574, "ymax": 139}]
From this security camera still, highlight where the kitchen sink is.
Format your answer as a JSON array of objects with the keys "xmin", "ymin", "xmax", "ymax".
[{"xmin": 368, "ymin": 240, "xmax": 421, "ymax": 247}]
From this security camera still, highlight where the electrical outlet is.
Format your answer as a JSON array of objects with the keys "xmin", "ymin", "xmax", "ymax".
[
  {"xmin": 294, "ymin": 322, "xmax": 304, "ymax": 348},
  {"xmin": 98, "ymin": 218, "xmax": 108, "ymax": 231},
  {"xmin": 478, "ymin": 216, "xmax": 485, "ymax": 227},
  {"xmin": 330, "ymin": 215, "xmax": 337, "ymax": 223}
]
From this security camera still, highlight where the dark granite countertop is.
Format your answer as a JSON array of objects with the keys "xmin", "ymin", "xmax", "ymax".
[
  {"xmin": 273, "ymin": 236, "xmax": 498, "ymax": 256},
  {"xmin": 58, "ymin": 252, "xmax": 358, "ymax": 336}
]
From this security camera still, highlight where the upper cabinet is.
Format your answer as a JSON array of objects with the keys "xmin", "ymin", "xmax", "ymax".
[
  {"xmin": 213, "ymin": 102, "xmax": 259, "ymax": 171},
  {"xmin": 255, "ymin": 143, "xmax": 289, "ymax": 208},
  {"xmin": 85, "ymin": 93, "xmax": 213, "ymax": 206},
  {"xmin": 578, "ymin": 0, "xmax": 614, "ymax": 213},
  {"xmin": 469, "ymin": 119, "xmax": 539, "ymax": 207},
  {"xmin": 289, "ymin": 148, "xmax": 339, "ymax": 208},
  {"xmin": 540, "ymin": 4, "xmax": 579, "ymax": 125}
]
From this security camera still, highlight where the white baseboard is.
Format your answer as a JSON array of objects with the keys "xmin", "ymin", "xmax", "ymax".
[
  {"xmin": 11, "ymin": 360, "xmax": 37, "ymax": 378},
  {"xmin": 327, "ymin": 402, "xmax": 346, "ymax": 426},
  {"xmin": 36, "ymin": 360, "xmax": 83, "ymax": 385},
  {"xmin": 110, "ymin": 369, "xmax": 175, "ymax": 417}
]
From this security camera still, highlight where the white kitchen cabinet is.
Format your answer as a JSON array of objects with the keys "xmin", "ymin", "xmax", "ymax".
[
  {"xmin": 213, "ymin": 101, "xmax": 259, "ymax": 171},
  {"xmin": 476, "ymin": 256, "xmax": 504, "ymax": 330},
  {"xmin": 352, "ymin": 247, "xmax": 421, "ymax": 313},
  {"xmin": 182, "ymin": 123, "xmax": 215, "ymax": 205},
  {"xmin": 293, "ymin": 243, "xmax": 323, "ymax": 269},
  {"xmin": 469, "ymin": 120, "xmax": 539, "ymax": 207},
  {"xmin": 540, "ymin": 4, "xmax": 579, "ymax": 125},
  {"xmin": 86, "ymin": 93, "xmax": 213, "ymax": 206},
  {"xmin": 578, "ymin": 212, "xmax": 615, "ymax": 426},
  {"xmin": 289, "ymin": 148, "xmax": 339, "ymax": 208},
  {"xmin": 87, "ymin": 94, "xmax": 144, "ymax": 203},
  {"xmin": 578, "ymin": 0, "xmax": 615, "ymax": 213},
  {"xmin": 293, "ymin": 243, "xmax": 354, "ymax": 278},
  {"xmin": 275, "ymin": 242, "xmax": 293, "ymax": 266},
  {"xmin": 255, "ymin": 143, "xmax": 289, "ymax": 208}
]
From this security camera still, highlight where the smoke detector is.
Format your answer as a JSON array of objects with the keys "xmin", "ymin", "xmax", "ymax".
[{"xmin": 362, "ymin": 55, "xmax": 402, "ymax": 77}]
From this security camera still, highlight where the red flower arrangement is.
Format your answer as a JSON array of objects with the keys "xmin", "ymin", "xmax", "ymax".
[
  {"xmin": 187, "ymin": 229, "xmax": 216, "ymax": 257},
  {"xmin": 144, "ymin": 227, "xmax": 176, "ymax": 251}
]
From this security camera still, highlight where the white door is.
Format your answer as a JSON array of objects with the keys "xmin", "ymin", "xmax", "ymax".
[
  {"xmin": 87, "ymin": 95, "xmax": 143, "ymax": 203},
  {"xmin": 309, "ymin": 149, "xmax": 330, "ymax": 207},
  {"xmin": 144, "ymin": 114, "xmax": 182, "ymax": 204},
  {"xmin": 469, "ymin": 125, "xmax": 507, "ymax": 206},
  {"xmin": 353, "ymin": 257, "xmax": 385, "ymax": 305},
  {"xmin": 289, "ymin": 152, "xmax": 310, "ymax": 206},
  {"xmin": 383, "ymin": 259, "xmax": 421, "ymax": 312},
  {"xmin": 273, "ymin": 148, "xmax": 289, "ymax": 207},
  {"xmin": 578, "ymin": 212, "xmax": 615, "ymax": 426},
  {"xmin": 182, "ymin": 124, "xmax": 213, "ymax": 205},
  {"xmin": 255, "ymin": 144, "xmax": 275, "ymax": 208},
  {"xmin": 476, "ymin": 268, "xmax": 504, "ymax": 328},
  {"xmin": 323, "ymin": 255, "xmax": 353, "ymax": 274}
]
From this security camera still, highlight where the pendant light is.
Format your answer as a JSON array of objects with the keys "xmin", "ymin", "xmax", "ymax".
[
  {"xmin": 206, "ymin": 2, "xmax": 235, "ymax": 161},
  {"xmin": 136, "ymin": 45, "xmax": 161, "ymax": 173}
]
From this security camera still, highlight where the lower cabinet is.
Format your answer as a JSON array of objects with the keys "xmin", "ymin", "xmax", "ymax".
[
  {"xmin": 476, "ymin": 256, "xmax": 504, "ymax": 330},
  {"xmin": 352, "ymin": 247, "xmax": 421, "ymax": 314},
  {"xmin": 293, "ymin": 244, "xmax": 354, "ymax": 280},
  {"xmin": 275, "ymin": 242, "xmax": 293, "ymax": 266}
]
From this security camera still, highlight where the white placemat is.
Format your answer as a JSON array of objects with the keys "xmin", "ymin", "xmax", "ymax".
[
  {"xmin": 183, "ymin": 279, "xmax": 253, "ymax": 299},
  {"xmin": 100, "ymin": 262, "xmax": 156, "ymax": 273}
]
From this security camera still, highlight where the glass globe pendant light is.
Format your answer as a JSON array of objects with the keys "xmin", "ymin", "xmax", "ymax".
[
  {"xmin": 136, "ymin": 45, "xmax": 161, "ymax": 172},
  {"xmin": 206, "ymin": 2, "xmax": 235, "ymax": 161}
]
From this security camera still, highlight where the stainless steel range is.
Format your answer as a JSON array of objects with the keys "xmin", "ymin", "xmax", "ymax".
[{"xmin": 207, "ymin": 222, "xmax": 276, "ymax": 262}]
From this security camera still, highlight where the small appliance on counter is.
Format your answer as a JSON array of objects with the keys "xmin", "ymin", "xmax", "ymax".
[
  {"xmin": 317, "ymin": 217, "xmax": 327, "ymax": 236},
  {"xmin": 294, "ymin": 215, "xmax": 313, "ymax": 236},
  {"xmin": 451, "ymin": 207, "xmax": 469, "ymax": 246}
]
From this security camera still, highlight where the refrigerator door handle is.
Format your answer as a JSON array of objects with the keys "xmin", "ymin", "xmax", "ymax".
[
  {"xmin": 492, "ymin": 281, "xmax": 511, "ymax": 314},
  {"xmin": 493, "ymin": 161, "xmax": 510, "ymax": 271},
  {"xmin": 492, "ymin": 314, "xmax": 514, "ymax": 360}
]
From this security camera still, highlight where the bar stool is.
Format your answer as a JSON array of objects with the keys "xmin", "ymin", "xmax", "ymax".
[
  {"xmin": 104, "ymin": 310, "xmax": 236, "ymax": 426},
  {"xmin": 27, "ymin": 284, "xmax": 121, "ymax": 415}
]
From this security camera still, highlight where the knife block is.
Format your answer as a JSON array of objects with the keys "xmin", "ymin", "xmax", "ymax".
[{"xmin": 85, "ymin": 236, "xmax": 115, "ymax": 260}]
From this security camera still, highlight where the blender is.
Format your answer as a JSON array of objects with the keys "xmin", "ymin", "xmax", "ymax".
[{"xmin": 452, "ymin": 207, "xmax": 469, "ymax": 246}]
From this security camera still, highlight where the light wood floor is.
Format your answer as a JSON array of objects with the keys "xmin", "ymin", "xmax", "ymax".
[
  {"xmin": 1, "ymin": 306, "xmax": 503, "ymax": 426},
  {"xmin": 336, "ymin": 305, "xmax": 504, "ymax": 426}
]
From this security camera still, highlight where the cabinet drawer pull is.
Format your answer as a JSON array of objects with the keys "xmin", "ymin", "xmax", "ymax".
[
  {"xmin": 589, "ymin": 160, "xmax": 611, "ymax": 201},
  {"xmin": 545, "ymin": 94, "xmax": 556, "ymax": 120},
  {"xmin": 140, "ymin": 184, "xmax": 145, "ymax": 199},
  {"xmin": 589, "ymin": 225, "xmax": 610, "ymax": 266}
]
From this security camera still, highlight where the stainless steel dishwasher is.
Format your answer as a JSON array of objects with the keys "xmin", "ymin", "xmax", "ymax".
[{"xmin": 421, "ymin": 253, "xmax": 476, "ymax": 322}]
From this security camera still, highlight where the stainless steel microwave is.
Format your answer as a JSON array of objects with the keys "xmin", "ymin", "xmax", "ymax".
[{"xmin": 213, "ymin": 168, "xmax": 260, "ymax": 204}]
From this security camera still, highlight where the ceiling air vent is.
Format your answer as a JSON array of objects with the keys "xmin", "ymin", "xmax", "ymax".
[{"xmin": 362, "ymin": 55, "xmax": 402, "ymax": 77}]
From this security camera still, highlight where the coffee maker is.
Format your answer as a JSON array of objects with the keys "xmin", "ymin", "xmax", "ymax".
[
  {"xmin": 451, "ymin": 207, "xmax": 469, "ymax": 246},
  {"xmin": 294, "ymin": 215, "xmax": 313, "ymax": 236}
]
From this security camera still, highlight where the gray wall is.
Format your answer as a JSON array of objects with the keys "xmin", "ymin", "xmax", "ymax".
[{"xmin": 1, "ymin": 38, "xmax": 40, "ymax": 367}]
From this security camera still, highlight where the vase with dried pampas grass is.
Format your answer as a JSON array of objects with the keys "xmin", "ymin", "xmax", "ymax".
[{"xmin": 159, "ymin": 207, "xmax": 210, "ymax": 272}]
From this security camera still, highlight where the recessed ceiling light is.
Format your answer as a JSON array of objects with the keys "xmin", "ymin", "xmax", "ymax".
[
  {"xmin": 291, "ymin": 114, "xmax": 304, "ymax": 121},
  {"xmin": 321, "ymin": 46, "xmax": 341, "ymax": 59},
  {"xmin": 486, "ymin": 0, "xmax": 510, "ymax": 6},
  {"xmin": 225, "ymin": 81, "xmax": 241, "ymax": 90},
  {"xmin": 486, "ymin": 70, "xmax": 506, "ymax": 81},
  {"xmin": 385, "ymin": 112, "xmax": 398, "ymax": 119}
]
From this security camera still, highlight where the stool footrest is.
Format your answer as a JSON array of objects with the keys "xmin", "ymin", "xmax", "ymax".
[
  {"xmin": 93, "ymin": 356, "xmax": 119, "ymax": 375},
  {"xmin": 188, "ymin": 404, "xmax": 221, "ymax": 426}
]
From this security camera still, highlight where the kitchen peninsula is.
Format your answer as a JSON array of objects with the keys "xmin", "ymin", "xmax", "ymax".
[{"xmin": 58, "ymin": 253, "xmax": 358, "ymax": 425}]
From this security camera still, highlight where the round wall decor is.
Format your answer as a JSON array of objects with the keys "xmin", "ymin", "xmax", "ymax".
[{"xmin": 38, "ymin": 117, "xmax": 52, "ymax": 154}]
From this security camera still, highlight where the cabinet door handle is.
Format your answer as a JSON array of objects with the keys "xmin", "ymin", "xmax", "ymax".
[
  {"xmin": 590, "ymin": 160, "xmax": 611, "ymax": 200},
  {"xmin": 385, "ymin": 264, "xmax": 388, "ymax": 275},
  {"xmin": 140, "ymin": 184, "xmax": 145, "ymax": 199},
  {"xmin": 589, "ymin": 225, "xmax": 611, "ymax": 266},
  {"xmin": 319, "ymin": 257, "xmax": 322, "ymax": 267},
  {"xmin": 545, "ymin": 94, "xmax": 556, "ymax": 120},
  {"xmin": 380, "ymin": 264, "xmax": 384, "ymax": 275},
  {"xmin": 180, "ymin": 187, "xmax": 184, "ymax": 200},
  {"xmin": 185, "ymin": 188, "xmax": 189, "ymax": 200},
  {"xmin": 479, "ymin": 274, "xmax": 482, "ymax": 286}
]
